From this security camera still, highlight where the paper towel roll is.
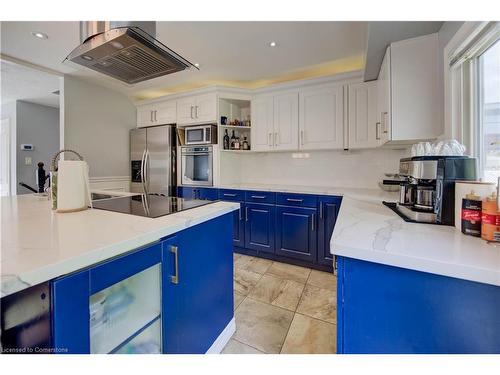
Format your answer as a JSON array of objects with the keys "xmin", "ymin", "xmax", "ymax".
[
  {"xmin": 455, "ymin": 181, "xmax": 497, "ymax": 229},
  {"xmin": 56, "ymin": 160, "xmax": 92, "ymax": 213}
]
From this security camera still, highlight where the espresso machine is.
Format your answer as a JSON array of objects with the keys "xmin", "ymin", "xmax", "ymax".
[{"xmin": 388, "ymin": 156, "xmax": 477, "ymax": 225}]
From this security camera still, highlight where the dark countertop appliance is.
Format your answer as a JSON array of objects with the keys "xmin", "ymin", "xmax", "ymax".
[{"xmin": 386, "ymin": 156, "xmax": 477, "ymax": 225}]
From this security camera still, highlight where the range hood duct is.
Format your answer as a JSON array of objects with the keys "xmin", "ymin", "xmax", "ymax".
[{"xmin": 65, "ymin": 21, "xmax": 197, "ymax": 84}]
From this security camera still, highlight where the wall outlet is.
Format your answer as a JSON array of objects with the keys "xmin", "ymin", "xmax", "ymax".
[{"xmin": 25, "ymin": 156, "xmax": 32, "ymax": 166}]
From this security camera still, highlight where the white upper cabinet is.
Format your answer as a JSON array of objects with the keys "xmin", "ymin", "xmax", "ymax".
[
  {"xmin": 251, "ymin": 95, "xmax": 274, "ymax": 152},
  {"xmin": 299, "ymin": 83, "xmax": 344, "ymax": 150},
  {"xmin": 378, "ymin": 47, "xmax": 391, "ymax": 142},
  {"xmin": 273, "ymin": 92, "xmax": 299, "ymax": 151},
  {"xmin": 176, "ymin": 93, "xmax": 217, "ymax": 125},
  {"xmin": 347, "ymin": 81, "xmax": 380, "ymax": 149},
  {"xmin": 137, "ymin": 100, "xmax": 177, "ymax": 128},
  {"xmin": 380, "ymin": 33, "xmax": 441, "ymax": 143}
]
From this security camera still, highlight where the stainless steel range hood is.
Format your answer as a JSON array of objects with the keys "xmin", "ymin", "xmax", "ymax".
[{"xmin": 65, "ymin": 21, "xmax": 197, "ymax": 84}]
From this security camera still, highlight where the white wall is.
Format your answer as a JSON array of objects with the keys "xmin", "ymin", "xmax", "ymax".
[
  {"xmin": 0, "ymin": 101, "xmax": 17, "ymax": 195},
  {"xmin": 63, "ymin": 76, "xmax": 136, "ymax": 178},
  {"xmin": 221, "ymin": 148, "xmax": 408, "ymax": 189}
]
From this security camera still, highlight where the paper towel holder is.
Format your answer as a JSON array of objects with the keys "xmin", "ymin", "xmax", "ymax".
[{"xmin": 51, "ymin": 149, "xmax": 84, "ymax": 171}]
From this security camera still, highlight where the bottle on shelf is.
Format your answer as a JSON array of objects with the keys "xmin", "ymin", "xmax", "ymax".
[
  {"xmin": 234, "ymin": 136, "xmax": 240, "ymax": 150},
  {"xmin": 223, "ymin": 129, "xmax": 230, "ymax": 150},
  {"xmin": 230, "ymin": 130, "xmax": 236, "ymax": 150},
  {"xmin": 242, "ymin": 136, "xmax": 249, "ymax": 150}
]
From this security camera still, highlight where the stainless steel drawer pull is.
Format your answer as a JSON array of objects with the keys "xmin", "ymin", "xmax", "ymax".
[
  {"xmin": 245, "ymin": 207, "xmax": 249, "ymax": 221},
  {"xmin": 239, "ymin": 207, "xmax": 242, "ymax": 221},
  {"xmin": 251, "ymin": 195, "xmax": 266, "ymax": 199},
  {"xmin": 170, "ymin": 245, "xmax": 179, "ymax": 284},
  {"xmin": 319, "ymin": 202, "xmax": 323, "ymax": 219},
  {"xmin": 223, "ymin": 193, "xmax": 237, "ymax": 197},
  {"xmin": 311, "ymin": 214, "xmax": 315, "ymax": 231},
  {"xmin": 286, "ymin": 198, "xmax": 303, "ymax": 202}
]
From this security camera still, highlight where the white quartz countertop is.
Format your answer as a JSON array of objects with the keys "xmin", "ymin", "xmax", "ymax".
[
  {"xmin": 0, "ymin": 194, "xmax": 239, "ymax": 297},
  {"xmin": 330, "ymin": 195, "xmax": 500, "ymax": 287}
]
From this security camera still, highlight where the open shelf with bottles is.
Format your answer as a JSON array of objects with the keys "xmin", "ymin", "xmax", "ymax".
[{"xmin": 218, "ymin": 96, "xmax": 252, "ymax": 152}]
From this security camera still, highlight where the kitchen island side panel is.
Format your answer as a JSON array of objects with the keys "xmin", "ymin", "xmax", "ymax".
[{"xmin": 337, "ymin": 256, "xmax": 500, "ymax": 354}]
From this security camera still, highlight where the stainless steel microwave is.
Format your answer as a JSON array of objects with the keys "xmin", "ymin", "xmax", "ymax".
[{"xmin": 184, "ymin": 125, "xmax": 217, "ymax": 145}]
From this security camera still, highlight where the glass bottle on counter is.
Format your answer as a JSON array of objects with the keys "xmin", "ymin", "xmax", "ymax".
[
  {"xmin": 230, "ymin": 130, "xmax": 236, "ymax": 150},
  {"xmin": 223, "ymin": 129, "xmax": 230, "ymax": 150}
]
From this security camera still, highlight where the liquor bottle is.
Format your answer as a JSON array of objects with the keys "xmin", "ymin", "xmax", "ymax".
[
  {"xmin": 242, "ymin": 136, "xmax": 249, "ymax": 150},
  {"xmin": 230, "ymin": 130, "xmax": 236, "ymax": 150},
  {"xmin": 223, "ymin": 129, "xmax": 230, "ymax": 150}
]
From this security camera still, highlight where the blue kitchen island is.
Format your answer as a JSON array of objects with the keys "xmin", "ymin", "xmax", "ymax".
[{"xmin": 1, "ymin": 194, "xmax": 239, "ymax": 354}]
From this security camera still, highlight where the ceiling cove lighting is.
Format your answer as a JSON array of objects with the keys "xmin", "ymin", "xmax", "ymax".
[
  {"xmin": 31, "ymin": 31, "xmax": 48, "ymax": 39},
  {"xmin": 269, "ymin": 41, "xmax": 277, "ymax": 47}
]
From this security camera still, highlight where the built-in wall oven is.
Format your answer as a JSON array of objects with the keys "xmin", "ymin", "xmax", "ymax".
[{"xmin": 181, "ymin": 145, "xmax": 213, "ymax": 186}]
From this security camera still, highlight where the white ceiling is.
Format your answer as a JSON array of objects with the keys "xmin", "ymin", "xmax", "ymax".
[
  {"xmin": 0, "ymin": 21, "xmax": 368, "ymax": 101},
  {"xmin": 0, "ymin": 58, "xmax": 61, "ymax": 108}
]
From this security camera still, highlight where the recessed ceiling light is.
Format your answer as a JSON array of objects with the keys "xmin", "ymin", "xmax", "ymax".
[
  {"xmin": 269, "ymin": 41, "xmax": 277, "ymax": 47},
  {"xmin": 31, "ymin": 31, "xmax": 48, "ymax": 39},
  {"xmin": 194, "ymin": 63, "xmax": 200, "ymax": 68}
]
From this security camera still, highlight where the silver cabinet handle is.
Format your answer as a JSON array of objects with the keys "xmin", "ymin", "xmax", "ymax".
[
  {"xmin": 245, "ymin": 206, "xmax": 249, "ymax": 221},
  {"xmin": 195, "ymin": 106, "xmax": 199, "ymax": 119},
  {"xmin": 251, "ymin": 195, "xmax": 266, "ymax": 199},
  {"xmin": 239, "ymin": 206, "xmax": 242, "ymax": 221},
  {"xmin": 382, "ymin": 112, "xmax": 388, "ymax": 133},
  {"xmin": 268, "ymin": 133, "xmax": 273, "ymax": 146},
  {"xmin": 375, "ymin": 122, "xmax": 381, "ymax": 140},
  {"xmin": 274, "ymin": 132, "xmax": 278, "ymax": 146},
  {"xmin": 170, "ymin": 245, "xmax": 179, "ymax": 284},
  {"xmin": 150, "ymin": 110, "xmax": 154, "ymax": 123},
  {"xmin": 287, "ymin": 198, "xmax": 303, "ymax": 202},
  {"xmin": 155, "ymin": 110, "xmax": 158, "ymax": 122},
  {"xmin": 223, "ymin": 193, "xmax": 237, "ymax": 197},
  {"xmin": 319, "ymin": 202, "xmax": 323, "ymax": 219},
  {"xmin": 190, "ymin": 106, "xmax": 194, "ymax": 119},
  {"xmin": 300, "ymin": 130, "xmax": 304, "ymax": 146},
  {"xmin": 311, "ymin": 213, "xmax": 315, "ymax": 231}
]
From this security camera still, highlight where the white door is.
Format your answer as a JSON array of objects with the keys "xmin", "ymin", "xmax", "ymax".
[
  {"xmin": 348, "ymin": 81, "xmax": 380, "ymax": 149},
  {"xmin": 0, "ymin": 119, "xmax": 10, "ymax": 196},
  {"xmin": 273, "ymin": 92, "xmax": 299, "ymax": 151},
  {"xmin": 155, "ymin": 100, "xmax": 177, "ymax": 125},
  {"xmin": 137, "ymin": 105, "xmax": 153, "ymax": 128},
  {"xmin": 177, "ymin": 97, "xmax": 197, "ymax": 125},
  {"xmin": 378, "ymin": 46, "xmax": 392, "ymax": 142},
  {"xmin": 251, "ymin": 95, "xmax": 274, "ymax": 152},
  {"xmin": 195, "ymin": 93, "xmax": 217, "ymax": 124},
  {"xmin": 299, "ymin": 83, "xmax": 344, "ymax": 150}
]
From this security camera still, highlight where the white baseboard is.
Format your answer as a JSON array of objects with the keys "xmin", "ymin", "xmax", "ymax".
[
  {"xmin": 89, "ymin": 176, "xmax": 130, "ymax": 192},
  {"xmin": 205, "ymin": 317, "xmax": 235, "ymax": 354}
]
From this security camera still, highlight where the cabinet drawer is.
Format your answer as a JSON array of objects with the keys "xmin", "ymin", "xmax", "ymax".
[
  {"xmin": 219, "ymin": 189, "xmax": 245, "ymax": 202},
  {"xmin": 277, "ymin": 193, "xmax": 317, "ymax": 207},
  {"xmin": 245, "ymin": 191, "xmax": 276, "ymax": 204}
]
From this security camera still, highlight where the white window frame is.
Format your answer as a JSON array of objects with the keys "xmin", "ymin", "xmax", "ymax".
[{"xmin": 445, "ymin": 21, "xmax": 500, "ymax": 180}]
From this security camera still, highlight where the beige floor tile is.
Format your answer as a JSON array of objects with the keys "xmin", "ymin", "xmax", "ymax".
[
  {"xmin": 234, "ymin": 298, "xmax": 294, "ymax": 353},
  {"xmin": 233, "ymin": 253, "xmax": 242, "ymax": 261},
  {"xmin": 307, "ymin": 270, "xmax": 337, "ymax": 292},
  {"xmin": 297, "ymin": 285, "xmax": 337, "ymax": 324},
  {"xmin": 234, "ymin": 268, "xmax": 262, "ymax": 296},
  {"xmin": 248, "ymin": 274, "xmax": 305, "ymax": 311},
  {"xmin": 234, "ymin": 292, "xmax": 245, "ymax": 310},
  {"xmin": 281, "ymin": 314, "xmax": 337, "ymax": 354},
  {"xmin": 239, "ymin": 257, "xmax": 273, "ymax": 274},
  {"xmin": 265, "ymin": 262, "xmax": 311, "ymax": 284},
  {"xmin": 234, "ymin": 254, "xmax": 254, "ymax": 269},
  {"xmin": 221, "ymin": 339, "xmax": 264, "ymax": 354}
]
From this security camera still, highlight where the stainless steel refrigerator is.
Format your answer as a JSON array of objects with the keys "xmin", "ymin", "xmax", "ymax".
[{"xmin": 130, "ymin": 125, "xmax": 177, "ymax": 196}]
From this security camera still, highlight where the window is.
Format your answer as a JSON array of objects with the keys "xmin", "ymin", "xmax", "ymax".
[{"xmin": 478, "ymin": 39, "xmax": 500, "ymax": 183}]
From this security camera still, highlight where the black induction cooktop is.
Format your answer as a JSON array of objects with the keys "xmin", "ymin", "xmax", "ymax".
[{"xmin": 92, "ymin": 194, "xmax": 215, "ymax": 218}]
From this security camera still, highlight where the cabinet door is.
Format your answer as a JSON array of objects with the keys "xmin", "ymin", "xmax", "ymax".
[
  {"xmin": 378, "ymin": 46, "xmax": 391, "ymax": 142},
  {"xmin": 251, "ymin": 95, "xmax": 274, "ymax": 152},
  {"xmin": 195, "ymin": 93, "xmax": 217, "ymax": 124},
  {"xmin": 155, "ymin": 100, "xmax": 177, "ymax": 125},
  {"xmin": 162, "ymin": 213, "xmax": 233, "ymax": 353},
  {"xmin": 197, "ymin": 187, "xmax": 219, "ymax": 201},
  {"xmin": 275, "ymin": 206, "xmax": 317, "ymax": 262},
  {"xmin": 317, "ymin": 196, "xmax": 342, "ymax": 267},
  {"xmin": 274, "ymin": 92, "xmax": 299, "ymax": 151},
  {"xmin": 245, "ymin": 203, "xmax": 276, "ymax": 253},
  {"xmin": 177, "ymin": 97, "xmax": 196, "ymax": 125},
  {"xmin": 137, "ymin": 105, "xmax": 153, "ymax": 128},
  {"xmin": 233, "ymin": 202, "xmax": 245, "ymax": 248},
  {"xmin": 52, "ymin": 243, "xmax": 163, "ymax": 354},
  {"xmin": 348, "ymin": 81, "xmax": 380, "ymax": 149},
  {"xmin": 299, "ymin": 83, "xmax": 345, "ymax": 150}
]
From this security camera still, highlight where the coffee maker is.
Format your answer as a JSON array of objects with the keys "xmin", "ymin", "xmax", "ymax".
[{"xmin": 394, "ymin": 156, "xmax": 477, "ymax": 225}]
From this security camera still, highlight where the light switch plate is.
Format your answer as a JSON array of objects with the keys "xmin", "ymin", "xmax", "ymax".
[{"xmin": 25, "ymin": 156, "xmax": 32, "ymax": 166}]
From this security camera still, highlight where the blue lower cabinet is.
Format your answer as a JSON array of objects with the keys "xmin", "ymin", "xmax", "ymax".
[
  {"xmin": 177, "ymin": 186, "xmax": 218, "ymax": 201},
  {"xmin": 337, "ymin": 256, "xmax": 500, "ymax": 354},
  {"xmin": 275, "ymin": 206, "xmax": 317, "ymax": 262},
  {"xmin": 232, "ymin": 203, "xmax": 245, "ymax": 247},
  {"xmin": 52, "ymin": 242, "xmax": 163, "ymax": 354},
  {"xmin": 245, "ymin": 203, "xmax": 276, "ymax": 254},
  {"xmin": 162, "ymin": 213, "xmax": 233, "ymax": 353},
  {"xmin": 317, "ymin": 196, "xmax": 342, "ymax": 266}
]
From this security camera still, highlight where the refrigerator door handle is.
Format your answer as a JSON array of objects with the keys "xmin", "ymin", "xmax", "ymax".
[
  {"xmin": 144, "ymin": 149, "xmax": 150, "ymax": 193},
  {"xmin": 140, "ymin": 149, "xmax": 147, "ymax": 193}
]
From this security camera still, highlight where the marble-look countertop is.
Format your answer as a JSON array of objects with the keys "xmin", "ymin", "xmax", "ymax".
[
  {"xmin": 1, "ymin": 194, "xmax": 239, "ymax": 298},
  {"xmin": 330, "ymin": 195, "xmax": 500, "ymax": 287}
]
